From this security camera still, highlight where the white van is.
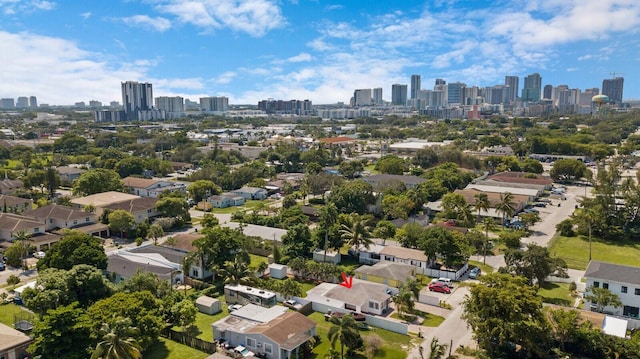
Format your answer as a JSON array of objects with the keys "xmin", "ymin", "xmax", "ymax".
[{"xmin": 430, "ymin": 277, "xmax": 453, "ymax": 287}]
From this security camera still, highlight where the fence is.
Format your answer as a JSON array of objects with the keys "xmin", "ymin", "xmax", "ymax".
[
  {"xmin": 185, "ymin": 276, "xmax": 213, "ymax": 290},
  {"xmin": 160, "ymin": 328, "xmax": 217, "ymax": 353}
]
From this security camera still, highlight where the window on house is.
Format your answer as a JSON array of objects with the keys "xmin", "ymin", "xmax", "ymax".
[
  {"xmin": 34, "ymin": 227, "xmax": 39, "ymax": 232},
  {"xmin": 603, "ymin": 283, "xmax": 609, "ymax": 290},
  {"xmin": 622, "ymin": 286, "xmax": 628, "ymax": 293},
  {"xmin": 49, "ymin": 219, "xmax": 53, "ymax": 223},
  {"xmin": 220, "ymin": 331, "xmax": 225, "ymax": 339},
  {"xmin": 635, "ymin": 288, "xmax": 640, "ymax": 296},
  {"xmin": 192, "ymin": 270, "xmax": 199, "ymax": 278},
  {"xmin": 246, "ymin": 338, "xmax": 256, "ymax": 348},
  {"xmin": 593, "ymin": 281, "xmax": 599, "ymax": 288},
  {"xmin": 264, "ymin": 343, "xmax": 272, "ymax": 354},
  {"xmin": 369, "ymin": 301, "xmax": 375, "ymax": 309},
  {"xmin": 623, "ymin": 306, "xmax": 639, "ymax": 318},
  {"xmin": 73, "ymin": 220, "xmax": 78, "ymax": 225},
  {"xmin": 85, "ymin": 217, "xmax": 90, "ymax": 222}
]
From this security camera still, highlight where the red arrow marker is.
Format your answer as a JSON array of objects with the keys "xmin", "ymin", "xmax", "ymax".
[{"xmin": 339, "ymin": 272, "xmax": 353, "ymax": 289}]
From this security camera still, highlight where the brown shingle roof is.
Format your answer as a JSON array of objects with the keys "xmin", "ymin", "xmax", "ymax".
[
  {"xmin": 24, "ymin": 204, "xmax": 91, "ymax": 221},
  {"xmin": 0, "ymin": 213, "xmax": 42, "ymax": 233},
  {"xmin": 318, "ymin": 136, "xmax": 356, "ymax": 144},
  {"xmin": 0, "ymin": 179, "xmax": 23, "ymax": 191},
  {"xmin": 0, "ymin": 194, "xmax": 31, "ymax": 207},
  {"xmin": 245, "ymin": 312, "xmax": 315, "ymax": 350},
  {"xmin": 164, "ymin": 233, "xmax": 203, "ymax": 253},
  {"xmin": 488, "ymin": 172, "xmax": 553, "ymax": 186},
  {"xmin": 379, "ymin": 246, "xmax": 427, "ymax": 262},
  {"xmin": 101, "ymin": 197, "xmax": 158, "ymax": 212},
  {"xmin": 123, "ymin": 177, "xmax": 162, "ymax": 189}
]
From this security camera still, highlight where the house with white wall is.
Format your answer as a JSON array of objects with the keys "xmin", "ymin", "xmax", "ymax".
[{"xmin": 585, "ymin": 260, "xmax": 640, "ymax": 322}]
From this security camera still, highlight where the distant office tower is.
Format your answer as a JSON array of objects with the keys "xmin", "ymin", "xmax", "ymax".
[
  {"xmin": 353, "ymin": 89, "xmax": 372, "ymax": 107},
  {"xmin": 521, "ymin": 73, "xmax": 542, "ymax": 102},
  {"xmin": 373, "ymin": 88, "xmax": 383, "ymax": 105},
  {"xmin": 391, "ymin": 84, "xmax": 408, "ymax": 106},
  {"xmin": 89, "ymin": 100, "xmax": 102, "ymax": 108},
  {"xmin": 29, "ymin": 96, "xmax": 37, "ymax": 108},
  {"xmin": 463, "ymin": 86, "xmax": 479, "ymax": 105},
  {"xmin": 504, "ymin": 76, "xmax": 519, "ymax": 103},
  {"xmin": 95, "ymin": 110, "xmax": 126, "ymax": 122},
  {"xmin": 156, "ymin": 96, "xmax": 184, "ymax": 113},
  {"xmin": 410, "ymin": 75, "xmax": 421, "ymax": 99},
  {"xmin": 602, "ymin": 77, "xmax": 624, "ymax": 104},
  {"xmin": 0, "ymin": 98, "xmax": 14, "ymax": 108},
  {"xmin": 435, "ymin": 78, "xmax": 446, "ymax": 86},
  {"xmin": 580, "ymin": 88, "xmax": 599, "ymax": 105},
  {"xmin": 122, "ymin": 81, "xmax": 153, "ymax": 120},
  {"xmin": 75, "ymin": 102, "xmax": 86, "ymax": 108},
  {"xmin": 447, "ymin": 82, "xmax": 466, "ymax": 105},
  {"xmin": 200, "ymin": 97, "xmax": 229, "ymax": 112},
  {"xmin": 543, "ymin": 85, "xmax": 553, "ymax": 100},
  {"xmin": 430, "ymin": 90, "xmax": 444, "ymax": 107},
  {"xmin": 16, "ymin": 97, "xmax": 29, "ymax": 108},
  {"xmin": 110, "ymin": 101, "xmax": 121, "ymax": 108},
  {"xmin": 486, "ymin": 85, "xmax": 506, "ymax": 105}
]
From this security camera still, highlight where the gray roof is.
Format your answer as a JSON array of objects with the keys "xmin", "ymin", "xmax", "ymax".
[
  {"xmin": 354, "ymin": 262, "xmax": 415, "ymax": 281},
  {"xmin": 128, "ymin": 244, "xmax": 187, "ymax": 265},
  {"xmin": 322, "ymin": 279, "xmax": 391, "ymax": 306},
  {"xmin": 364, "ymin": 174, "xmax": 426, "ymax": 186},
  {"xmin": 585, "ymin": 260, "xmax": 640, "ymax": 286}
]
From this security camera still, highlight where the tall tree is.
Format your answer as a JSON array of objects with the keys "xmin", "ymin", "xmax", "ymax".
[
  {"xmin": 73, "ymin": 168, "xmax": 125, "ymax": 196},
  {"xmin": 373, "ymin": 219, "xmax": 396, "ymax": 246},
  {"xmin": 473, "ymin": 193, "xmax": 490, "ymax": 223},
  {"xmin": 340, "ymin": 213, "xmax": 373, "ymax": 253},
  {"xmin": 328, "ymin": 314, "xmax": 363, "ymax": 359},
  {"xmin": 496, "ymin": 192, "xmax": 516, "ymax": 228},
  {"xmin": 585, "ymin": 286, "xmax": 622, "ymax": 313},
  {"xmin": 318, "ymin": 202, "xmax": 339, "ymax": 262},
  {"xmin": 91, "ymin": 317, "xmax": 142, "ymax": 359},
  {"xmin": 37, "ymin": 230, "xmax": 107, "ymax": 271},
  {"xmin": 427, "ymin": 338, "xmax": 448, "ymax": 359},
  {"xmin": 29, "ymin": 303, "xmax": 93, "ymax": 359},
  {"xmin": 148, "ymin": 224, "xmax": 164, "ymax": 245},
  {"xmin": 108, "ymin": 210, "xmax": 135, "ymax": 239},
  {"xmin": 219, "ymin": 256, "xmax": 253, "ymax": 286}
]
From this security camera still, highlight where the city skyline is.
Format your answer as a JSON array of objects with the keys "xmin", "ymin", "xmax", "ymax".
[{"xmin": 1, "ymin": 1, "xmax": 639, "ymax": 105}]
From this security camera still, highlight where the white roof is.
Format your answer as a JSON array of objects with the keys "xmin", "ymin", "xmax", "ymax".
[
  {"xmin": 115, "ymin": 251, "xmax": 181, "ymax": 270},
  {"xmin": 14, "ymin": 281, "xmax": 37, "ymax": 294},
  {"xmin": 389, "ymin": 140, "xmax": 453, "ymax": 150},
  {"xmin": 602, "ymin": 316, "xmax": 627, "ymax": 338},
  {"xmin": 231, "ymin": 304, "xmax": 288, "ymax": 323},
  {"xmin": 426, "ymin": 200, "xmax": 503, "ymax": 219},
  {"xmin": 465, "ymin": 184, "xmax": 539, "ymax": 197}
]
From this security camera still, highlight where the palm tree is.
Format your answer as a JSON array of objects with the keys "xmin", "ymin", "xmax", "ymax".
[
  {"xmin": 13, "ymin": 230, "xmax": 32, "ymax": 271},
  {"xmin": 148, "ymin": 223, "xmax": 164, "ymax": 245},
  {"xmin": 473, "ymin": 193, "xmax": 490, "ymax": 223},
  {"xmin": 496, "ymin": 192, "xmax": 516, "ymax": 228},
  {"xmin": 318, "ymin": 202, "xmax": 339, "ymax": 262},
  {"xmin": 393, "ymin": 288, "xmax": 414, "ymax": 318},
  {"xmin": 219, "ymin": 256, "xmax": 253, "ymax": 286},
  {"xmin": 427, "ymin": 338, "xmax": 448, "ymax": 359},
  {"xmin": 481, "ymin": 217, "xmax": 494, "ymax": 265},
  {"xmin": 83, "ymin": 203, "xmax": 96, "ymax": 214},
  {"xmin": 91, "ymin": 318, "xmax": 142, "ymax": 359},
  {"xmin": 580, "ymin": 207, "xmax": 598, "ymax": 261},
  {"xmin": 328, "ymin": 314, "xmax": 362, "ymax": 359},
  {"xmin": 340, "ymin": 213, "xmax": 373, "ymax": 254}
]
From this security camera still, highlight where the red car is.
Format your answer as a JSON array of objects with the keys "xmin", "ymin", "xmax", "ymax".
[{"xmin": 428, "ymin": 282, "xmax": 451, "ymax": 294}]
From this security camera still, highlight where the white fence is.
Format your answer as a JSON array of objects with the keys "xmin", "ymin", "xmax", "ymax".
[{"xmin": 310, "ymin": 302, "xmax": 408, "ymax": 335}]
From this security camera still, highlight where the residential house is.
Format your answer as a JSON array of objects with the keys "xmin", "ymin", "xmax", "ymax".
[
  {"xmin": 171, "ymin": 162, "xmax": 194, "ymax": 171},
  {"xmin": 70, "ymin": 191, "xmax": 140, "ymax": 213},
  {"xmin": 224, "ymin": 285, "xmax": 277, "ymax": 308},
  {"xmin": 0, "ymin": 213, "xmax": 45, "ymax": 241},
  {"xmin": 106, "ymin": 245, "xmax": 184, "ymax": 284},
  {"xmin": 453, "ymin": 188, "xmax": 531, "ymax": 213},
  {"xmin": 101, "ymin": 197, "xmax": 160, "ymax": 223},
  {"xmin": 354, "ymin": 262, "xmax": 416, "ymax": 289},
  {"xmin": 23, "ymin": 204, "xmax": 96, "ymax": 231},
  {"xmin": 0, "ymin": 322, "xmax": 33, "ymax": 359},
  {"xmin": 0, "ymin": 194, "xmax": 32, "ymax": 213},
  {"xmin": 207, "ymin": 192, "xmax": 245, "ymax": 208},
  {"xmin": 486, "ymin": 171, "xmax": 554, "ymax": 189},
  {"xmin": 466, "ymin": 183, "xmax": 543, "ymax": 199},
  {"xmin": 123, "ymin": 176, "xmax": 187, "ymax": 198},
  {"xmin": 0, "ymin": 178, "xmax": 23, "ymax": 195},
  {"xmin": 161, "ymin": 233, "xmax": 212, "ymax": 280},
  {"xmin": 305, "ymin": 279, "xmax": 392, "ymax": 316},
  {"xmin": 362, "ymin": 174, "xmax": 426, "ymax": 190},
  {"xmin": 379, "ymin": 246, "xmax": 431, "ymax": 270},
  {"xmin": 232, "ymin": 186, "xmax": 268, "ymax": 200},
  {"xmin": 212, "ymin": 304, "xmax": 316, "ymax": 359},
  {"xmin": 56, "ymin": 166, "xmax": 86, "ymax": 186},
  {"xmin": 585, "ymin": 260, "xmax": 640, "ymax": 321}
]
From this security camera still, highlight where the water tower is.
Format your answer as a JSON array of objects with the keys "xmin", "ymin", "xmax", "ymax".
[{"xmin": 591, "ymin": 94, "xmax": 609, "ymax": 119}]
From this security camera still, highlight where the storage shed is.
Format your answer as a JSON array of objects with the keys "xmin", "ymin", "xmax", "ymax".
[
  {"xmin": 195, "ymin": 295, "xmax": 221, "ymax": 315},
  {"xmin": 269, "ymin": 263, "xmax": 288, "ymax": 279}
]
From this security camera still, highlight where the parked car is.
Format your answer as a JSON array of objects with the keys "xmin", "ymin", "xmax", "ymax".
[
  {"xmin": 469, "ymin": 267, "xmax": 481, "ymax": 279},
  {"xmin": 0, "ymin": 262, "xmax": 5, "ymax": 271},
  {"xmin": 34, "ymin": 251, "xmax": 46, "ymax": 259},
  {"xmin": 533, "ymin": 202, "xmax": 547, "ymax": 207},
  {"xmin": 284, "ymin": 299, "xmax": 297, "ymax": 307},
  {"xmin": 428, "ymin": 282, "xmax": 451, "ymax": 294},
  {"xmin": 430, "ymin": 277, "xmax": 453, "ymax": 288}
]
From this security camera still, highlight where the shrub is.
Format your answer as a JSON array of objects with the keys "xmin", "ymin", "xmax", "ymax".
[{"xmin": 135, "ymin": 237, "xmax": 144, "ymax": 246}]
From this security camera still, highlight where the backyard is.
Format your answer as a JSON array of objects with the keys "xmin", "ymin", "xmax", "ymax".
[
  {"xmin": 145, "ymin": 337, "xmax": 209, "ymax": 359},
  {"xmin": 548, "ymin": 235, "xmax": 640, "ymax": 270},
  {"xmin": 0, "ymin": 303, "xmax": 33, "ymax": 327},
  {"xmin": 537, "ymin": 282, "xmax": 574, "ymax": 306}
]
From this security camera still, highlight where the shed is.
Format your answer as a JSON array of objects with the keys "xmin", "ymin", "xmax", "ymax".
[
  {"xmin": 269, "ymin": 263, "xmax": 288, "ymax": 279},
  {"xmin": 313, "ymin": 248, "xmax": 341, "ymax": 264},
  {"xmin": 195, "ymin": 295, "xmax": 221, "ymax": 315}
]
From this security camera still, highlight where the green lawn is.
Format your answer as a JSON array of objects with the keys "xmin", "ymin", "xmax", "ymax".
[
  {"xmin": 308, "ymin": 312, "xmax": 411, "ymax": 359},
  {"xmin": 538, "ymin": 282, "xmax": 573, "ymax": 307},
  {"xmin": 173, "ymin": 310, "xmax": 229, "ymax": 341},
  {"xmin": 468, "ymin": 260, "xmax": 494, "ymax": 274},
  {"xmin": 390, "ymin": 311, "xmax": 445, "ymax": 327},
  {"xmin": 208, "ymin": 200, "xmax": 273, "ymax": 214},
  {"xmin": 0, "ymin": 303, "xmax": 33, "ymax": 327},
  {"xmin": 145, "ymin": 337, "xmax": 209, "ymax": 359},
  {"xmin": 548, "ymin": 235, "xmax": 640, "ymax": 270},
  {"xmin": 363, "ymin": 164, "xmax": 380, "ymax": 175},
  {"xmin": 249, "ymin": 254, "xmax": 269, "ymax": 268}
]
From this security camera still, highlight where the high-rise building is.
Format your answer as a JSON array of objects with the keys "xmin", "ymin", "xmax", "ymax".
[
  {"xmin": 200, "ymin": 97, "xmax": 229, "ymax": 112},
  {"xmin": 447, "ymin": 82, "xmax": 466, "ymax": 105},
  {"xmin": 156, "ymin": 96, "xmax": 184, "ymax": 113},
  {"xmin": 602, "ymin": 77, "xmax": 624, "ymax": 104},
  {"xmin": 410, "ymin": 75, "xmax": 421, "ymax": 99},
  {"xmin": 391, "ymin": 84, "xmax": 408, "ymax": 106},
  {"xmin": 16, "ymin": 97, "xmax": 29, "ymax": 108},
  {"xmin": 0, "ymin": 98, "xmax": 14, "ymax": 108},
  {"xmin": 353, "ymin": 89, "xmax": 372, "ymax": 107},
  {"xmin": 521, "ymin": 73, "xmax": 542, "ymax": 102},
  {"xmin": 121, "ymin": 81, "xmax": 153, "ymax": 120},
  {"xmin": 580, "ymin": 88, "xmax": 599, "ymax": 106},
  {"xmin": 543, "ymin": 85, "xmax": 553, "ymax": 100},
  {"xmin": 435, "ymin": 79, "xmax": 446, "ymax": 86},
  {"xmin": 89, "ymin": 100, "xmax": 102, "ymax": 108},
  {"xmin": 110, "ymin": 101, "xmax": 121, "ymax": 108},
  {"xmin": 504, "ymin": 76, "xmax": 519, "ymax": 103},
  {"xmin": 29, "ymin": 96, "xmax": 37, "ymax": 108},
  {"xmin": 373, "ymin": 88, "xmax": 383, "ymax": 105}
]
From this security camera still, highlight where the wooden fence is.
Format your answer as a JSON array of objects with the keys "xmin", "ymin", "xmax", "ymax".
[{"xmin": 160, "ymin": 327, "xmax": 217, "ymax": 353}]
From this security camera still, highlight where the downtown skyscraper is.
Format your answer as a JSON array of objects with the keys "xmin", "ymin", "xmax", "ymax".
[
  {"xmin": 121, "ymin": 81, "xmax": 153, "ymax": 120},
  {"xmin": 602, "ymin": 77, "xmax": 624, "ymax": 104},
  {"xmin": 521, "ymin": 73, "xmax": 542, "ymax": 102},
  {"xmin": 410, "ymin": 75, "xmax": 421, "ymax": 99}
]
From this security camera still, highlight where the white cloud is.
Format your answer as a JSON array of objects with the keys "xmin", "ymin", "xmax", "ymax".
[
  {"xmin": 1, "ymin": 0, "xmax": 55, "ymax": 14},
  {"xmin": 285, "ymin": 53, "xmax": 312, "ymax": 63},
  {"xmin": 324, "ymin": 4, "xmax": 342, "ymax": 11},
  {"xmin": 213, "ymin": 71, "xmax": 237, "ymax": 84},
  {"xmin": 32, "ymin": 0, "xmax": 54, "ymax": 10},
  {"xmin": 80, "ymin": 11, "xmax": 91, "ymax": 19},
  {"xmin": 578, "ymin": 54, "xmax": 593, "ymax": 61},
  {"xmin": 154, "ymin": 0, "xmax": 286, "ymax": 37},
  {"xmin": 120, "ymin": 15, "xmax": 172, "ymax": 32}
]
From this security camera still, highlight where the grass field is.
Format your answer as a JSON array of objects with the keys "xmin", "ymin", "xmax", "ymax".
[
  {"xmin": 390, "ymin": 311, "xmax": 445, "ymax": 327},
  {"xmin": 308, "ymin": 312, "xmax": 412, "ymax": 359},
  {"xmin": 0, "ymin": 303, "xmax": 33, "ymax": 327},
  {"xmin": 538, "ymin": 282, "xmax": 574, "ymax": 306},
  {"xmin": 548, "ymin": 235, "xmax": 640, "ymax": 270},
  {"xmin": 208, "ymin": 200, "xmax": 271, "ymax": 214},
  {"xmin": 145, "ymin": 337, "xmax": 209, "ymax": 359},
  {"xmin": 173, "ymin": 310, "xmax": 229, "ymax": 341},
  {"xmin": 468, "ymin": 260, "xmax": 494, "ymax": 274}
]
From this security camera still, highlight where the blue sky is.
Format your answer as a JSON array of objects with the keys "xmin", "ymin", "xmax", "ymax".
[{"xmin": 0, "ymin": 0, "xmax": 638, "ymax": 105}]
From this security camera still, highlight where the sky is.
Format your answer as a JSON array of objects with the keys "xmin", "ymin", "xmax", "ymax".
[{"xmin": 0, "ymin": 0, "xmax": 639, "ymax": 106}]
